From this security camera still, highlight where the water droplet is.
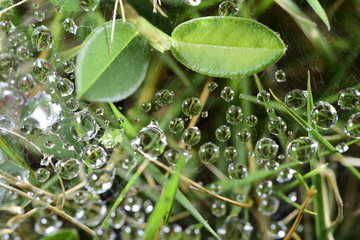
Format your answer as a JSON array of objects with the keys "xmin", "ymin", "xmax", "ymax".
[
  {"xmin": 208, "ymin": 82, "xmax": 218, "ymax": 92},
  {"xmin": 80, "ymin": 0, "xmax": 100, "ymax": 11},
  {"xmin": 0, "ymin": 53, "xmax": 19, "ymax": 78},
  {"xmin": 21, "ymin": 92, "xmax": 61, "ymax": 130},
  {"xmin": 76, "ymin": 200, "xmax": 107, "ymax": 227},
  {"xmin": 56, "ymin": 77, "xmax": 74, "ymax": 97},
  {"xmin": 32, "ymin": 58, "xmax": 55, "ymax": 82},
  {"xmin": 184, "ymin": 225, "xmax": 201, "ymax": 240},
  {"xmin": 66, "ymin": 97, "xmax": 79, "ymax": 111},
  {"xmin": 284, "ymin": 89, "xmax": 307, "ymax": 110},
  {"xmin": 256, "ymin": 180, "xmax": 273, "ymax": 198},
  {"xmin": 32, "ymin": 194, "xmax": 52, "ymax": 209},
  {"xmin": 255, "ymin": 138, "xmax": 278, "ymax": 161},
  {"xmin": 226, "ymin": 105, "xmax": 243, "ymax": 125},
  {"xmin": 63, "ymin": 60, "xmax": 75, "ymax": 74},
  {"xmin": 131, "ymin": 121, "xmax": 167, "ymax": 158},
  {"xmin": 311, "ymin": 101, "xmax": 338, "ymax": 129},
  {"xmin": 34, "ymin": 10, "xmax": 45, "ymax": 22},
  {"xmin": 221, "ymin": 86, "xmax": 234, "ymax": 102},
  {"xmin": 31, "ymin": 25, "xmax": 54, "ymax": 51},
  {"xmin": 269, "ymin": 221, "xmax": 287, "ymax": 239},
  {"xmin": 264, "ymin": 160, "xmax": 279, "ymax": 171},
  {"xmin": 44, "ymin": 140, "xmax": 55, "ymax": 149},
  {"xmin": 109, "ymin": 208, "xmax": 126, "ymax": 229},
  {"xmin": 246, "ymin": 115, "xmax": 258, "ymax": 127},
  {"xmin": 258, "ymin": 196, "xmax": 279, "ymax": 215},
  {"xmin": 71, "ymin": 110, "xmax": 99, "ymax": 141},
  {"xmin": 275, "ymin": 69, "xmax": 286, "ymax": 82},
  {"xmin": 86, "ymin": 169, "xmax": 114, "ymax": 194},
  {"xmin": 74, "ymin": 190, "xmax": 89, "ymax": 204},
  {"xmin": 286, "ymin": 137, "xmax": 318, "ymax": 162},
  {"xmin": 121, "ymin": 156, "xmax": 137, "ymax": 170},
  {"xmin": 211, "ymin": 200, "xmax": 227, "ymax": 217},
  {"xmin": 210, "ymin": 183, "xmax": 222, "ymax": 194},
  {"xmin": 35, "ymin": 168, "xmax": 50, "ymax": 183},
  {"xmin": 35, "ymin": 215, "xmax": 62, "ymax": 235},
  {"xmin": 218, "ymin": 216, "xmax": 253, "ymax": 239},
  {"xmin": 215, "ymin": 125, "xmax": 231, "ymax": 142},
  {"xmin": 121, "ymin": 224, "xmax": 144, "ymax": 240},
  {"xmin": 218, "ymin": 1, "xmax": 239, "ymax": 16},
  {"xmin": 81, "ymin": 145, "xmax": 107, "ymax": 169},
  {"xmin": 18, "ymin": 74, "xmax": 35, "ymax": 93},
  {"xmin": 224, "ymin": 146, "xmax": 237, "ymax": 161},
  {"xmin": 182, "ymin": 127, "xmax": 201, "ymax": 147},
  {"xmin": 184, "ymin": 0, "xmax": 201, "ymax": 6},
  {"xmin": 161, "ymin": 224, "xmax": 183, "ymax": 240},
  {"xmin": 228, "ymin": 162, "xmax": 248, "ymax": 179},
  {"xmin": 155, "ymin": 89, "xmax": 174, "ymax": 106},
  {"xmin": 124, "ymin": 196, "xmax": 143, "ymax": 212},
  {"xmin": 55, "ymin": 158, "xmax": 80, "ymax": 180},
  {"xmin": 169, "ymin": 118, "xmax": 185, "ymax": 133},
  {"xmin": 198, "ymin": 142, "xmax": 220, "ymax": 163},
  {"xmin": 345, "ymin": 112, "xmax": 360, "ymax": 138},
  {"xmin": 182, "ymin": 97, "xmax": 202, "ymax": 117},
  {"xmin": 256, "ymin": 90, "xmax": 270, "ymax": 104},
  {"xmin": 201, "ymin": 111, "xmax": 208, "ymax": 118},
  {"xmin": 62, "ymin": 18, "xmax": 78, "ymax": 34},
  {"xmin": 338, "ymin": 88, "xmax": 360, "ymax": 110},
  {"xmin": 143, "ymin": 199, "xmax": 154, "ymax": 214},
  {"xmin": 268, "ymin": 117, "xmax": 287, "ymax": 135},
  {"xmin": 141, "ymin": 102, "xmax": 152, "ymax": 112},
  {"xmin": 16, "ymin": 45, "xmax": 31, "ymax": 61},
  {"xmin": 236, "ymin": 129, "xmax": 251, "ymax": 142},
  {"xmin": 164, "ymin": 148, "xmax": 191, "ymax": 165},
  {"xmin": 0, "ymin": 21, "xmax": 12, "ymax": 33},
  {"xmin": 277, "ymin": 168, "xmax": 295, "ymax": 183}
]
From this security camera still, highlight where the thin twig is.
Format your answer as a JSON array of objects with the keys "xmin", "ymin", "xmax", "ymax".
[
  {"xmin": 0, "ymin": 0, "xmax": 29, "ymax": 16},
  {"xmin": 7, "ymin": 208, "xmax": 39, "ymax": 226},
  {"xmin": 284, "ymin": 186, "xmax": 317, "ymax": 240}
]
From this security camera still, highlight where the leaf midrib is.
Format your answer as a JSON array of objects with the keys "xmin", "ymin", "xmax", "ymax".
[
  {"xmin": 173, "ymin": 41, "xmax": 285, "ymax": 50},
  {"xmin": 77, "ymin": 24, "xmax": 138, "ymax": 97}
]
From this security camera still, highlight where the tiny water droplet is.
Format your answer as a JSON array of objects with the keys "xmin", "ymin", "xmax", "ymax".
[
  {"xmin": 218, "ymin": 1, "xmax": 239, "ymax": 16},
  {"xmin": 221, "ymin": 86, "xmax": 234, "ymax": 102},
  {"xmin": 275, "ymin": 69, "xmax": 286, "ymax": 82}
]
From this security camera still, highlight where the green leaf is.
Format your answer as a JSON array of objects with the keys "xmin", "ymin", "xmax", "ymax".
[
  {"xmin": 305, "ymin": 0, "xmax": 330, "ymax": 30},
  {"xmin": 40, "ymin": 229, "xmax": 79, "ymax": 240},
  {"xmin": 144, "ymin": 156, "xmax": 186, "ymax": 240},
  {"xmin": 76, "ymin": 20, "xmax": 149, "ymax": 102},
  {"xmin": 171, "ymin": 16, "xmax": 286, "ymax": 78},
  {"xmin": 49, "ymin": 0, "xmax": 80, "ymax": 12}
]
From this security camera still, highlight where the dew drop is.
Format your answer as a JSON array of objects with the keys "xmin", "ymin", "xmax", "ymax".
[
  {"xmin": 208, "ymin": 82, "xmax": 218, "ymax": 92},
  {"xmin": 275, "ymin": 69, "xmax": 286, "ymax": 82},
  {"xmin": 164, "ymin": 148, "xmax": 191, "ymax": 165},
  {"xmin": 218, "ymin": 1, "xmax": 239, "ymax": 16},
  {"xmin": 198, "ymin": 142, "xmax": 220, "ymax": 164},
  {"xmin": 224, "ymin": 146, "xmax": 237, "ymax": 161},
  {"xmin": 31, "ymin": 26, "xmax": 54, "ymax": 52},
  {"xmin": 16, "ymin": 45, "xmax": 31, "ymax": 61},
  {"xmin": 236, "ymin": 129, "xmax": 251, "ymax": 142},
  {"xmin": 268, "ymin": 117, "xmax": 287, "ymax": 135},
  {"xmin": 256, "ymin": 180, "xmax": 273, "ymax": 198},
  {"xmin": 269, "ymin": 221, "xmax": 287, "ymax": 239},
  {"xmin": 258, "ymin": 196, "xmax": 279, "ymax": 216},
  {"xmin": 228, "ymin": 162, "xmax": 248, "ymax": 179},
  {"xmin": 338, "ymin": 88, "xmax": 360, "ymax": 110},
  {"xmin": 141, "ymin": 102, "xmax": 152, "ymax": 112},
  {"xmin": 80, "ymin": 0, "xmax": 100, "ymax": 11},
  {"xmin": 182, "ymin": 97, "xmax": 202, "ymax": 117},
  {"xmin": 71, "ymin": 110, "xmax": 99, "ymax": 141},
  {"xmin": 0, "ymin": 53, "xmax": 19, "ymax": 78},
  {"xmin": 75, "ymin": 200, "xmax": 107, "ymax": 227},
  {"xmin": 169, "ymin": 118, "xmax": 184, "ymax": 133},
  {"xmin": 55, "ymin": 158, "xmax": 80, "ymax": 180},
  {"xmin": 344, "ymin": 112, "xmax": 360, "ymax": 138},
  {"xmin": 256, "ymin": 90, "xmax": 270, "ymax": 104},
  {"xmin": 221, "ymin": 86, "xmax": 234, "ymax": 102},
  {"xmin": 184, "ymin": 0, "xmax": 201, "ymax": 6},
  {"xmin": 32, "ymin": 194, "xmax": 52, "ymax": 209},
  {"xmin": 182, "ymin": 127, "xmax": 201, "ymax": 147},
  {"xmin": 35, "ymin": 215, "xmax": 62, "ymax": 235},
  {"xmin": 131, "ymin": 121, "xmax": 167, "ymax": 158},
  {"xmin": 63, "ymin": 60, "xmax": 75, "ymax": 74},
  {"xmin": 255, "ymin": 138, "xmax": 279, "ymax": 161},
  {"xmin": 56, "ymin": 77, "xmax": 74, "ymax": 97},
  {"xmin": 226, "ymin": 105, "xmax": 243, "ymax": 125},
  {"xmin": 81, "ymin": 145, "xmax": 107, "ymax": 169},
  {"xmin": 74, "ymin": 190, "xmax": 89, "ymax": 204},
  {"xmin": 215, "ymin": 125, "xmax": 231, "ymax": 142},
  {"xmin": 311, "ymin": 101, "xmax": 338, "ymax": 129},
  {"xmin": 284, "ymin": 89, "xmax": 307, "ymax": 110},
  {"xmin": 246, "ymin": 115, "xmax": 258, "ymax": 127},
  {"xmin": 34, "ymin": 10, "xmax": 45, "ymax": 22},
  {"xmin": 286, "ymin": 137, "xmax": 318, "ymax": 162},
  {"xmin": 35, "ymin": 168, "xmax": 50, "ymax": 183},
  {"xmin": 109, "ymin": 209, "xmax": 126, "ymax": 229},
  {"xmin": 86, "ymin": 169, "xmax": 114, "ymax": 194},
  {"xmin": 155, "ymin": 89, "xmax": 174, "ymax": 107},
  {"xmin": 62, "ymin": 18, "xmax": 78, "ymax": 34},
  {"xmin": 211, "ymin": 200, "xmax": 227, "ymax": 217},
  {"xmin": 32, "ymin": 58, "xmax": 55, "ymax": 83}
]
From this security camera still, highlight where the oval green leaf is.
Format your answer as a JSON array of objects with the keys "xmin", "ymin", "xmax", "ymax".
[
  {"xmin": 171, "ymin": 17, "xmax": 286, "ymax": 78},
  {"xmin": 76, "ymin": 20, "xmax": 149, "ymax": 102}
]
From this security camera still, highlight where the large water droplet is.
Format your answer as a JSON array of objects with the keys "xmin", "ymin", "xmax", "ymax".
[
  {"xmin": 86, "ymin": 169, "xmax": 114, "ymax": 194},
  {"xmin": 228, "ymin": 162, "xmax": 248, "ymax": 179},
  {"xmin": 311, "ymin": 101, "xmax": 338, "ymax": 129},
  {"xmin": 169, "ymin": 118, "xmax": 184, "ymax": 133},
  {"xmin": 155, "ymin": 89, "xmax": 174, "ymax": 106},
  {"xmin": 255, "ymin": 138, "xmax": 278, "ymax": 161},
  {"xmin": 131, "ymin": 121, "xmax": 167, "ymax": 158},
  {"xmin": 31, "ymin": 25, "xmax": 54, "ymax": 51},
  {"xmin": 345, "ymin": 112, "xmax": 360, "ymax": 138},
  {"xmin": 56, "ymin": 77, "xmax": 74, "ymax": 97},
  {"xmin": 182, "ymin": 127, "xmax": 201, "ymax": 147},
  {"xmin": 221, "ymin": 86, "xmax": 234, "ymax": 102},
  {"xmin": 55, "ymin": 158, "xmax": 80, "ymax": 180},
  {"xmin": 338, "ymin": 88, "xmax": 360, "ymax": 110},
  {"xmin": 71, "ymin": 110, "xmax": 99, "ymax": 141},
  {"xmin": 268, "ymin": 117, "xmax": 287, "ymax": 135},
  {"xmin": 182, "ymin": 97, "xmax": 202, "ymax": 117},
  {"xmin": 236, "ymin": 129, "xmax": 251, "ymax": 142},
  {"xmin": 0, "ymin": 53, "xmax": 19, "ymax": 78},
  {"xmin": 256, "ymin": 90, "xmax": 270, "ymax": 104},
  {"xmin": 32, "ymin": 58, "xmax": 55, "ymax": 83},
  {"xmin": 226, "ymin": 105, "xmax": 243, "ymax": 125},
  {"xmin": 284, "ymin": 89, "xmax": 307, "ymax": 110},
  {"xmin": 75, "ymin": 200, "xmax": 107, "ymax": 227},
  {"xmin": 215, "ymin": 125, "xmax": 231, "ymax": 142},
  {"xmin": 258, "ymin": 196, "xmax": 279, "ymax": 215},
  {"xmin": 286, "ymin": 137, "xmax": 318, "ymax": 162},
  {"xmin": 198, "ymin": 142, "xmax": 220, "ymax": 163}
]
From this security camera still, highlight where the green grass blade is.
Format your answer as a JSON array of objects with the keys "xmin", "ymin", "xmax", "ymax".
[
  {"xmin": 176, "ymin": 191, "xmax": 221, "ymax": 240},
  {"xmin": 109, "ymin": 102, "xmax": 137, "ymax": 137},
  {"xmin": 277, "ymin": 191, "xmax": 317, "ymax": 215},
  {"xmin": 306, "ymin": 0, "xmax": 330, "ymax": 30},
  {"xmin": 144, "ymin": 157, "xmax": 186, "ymax": 240}
]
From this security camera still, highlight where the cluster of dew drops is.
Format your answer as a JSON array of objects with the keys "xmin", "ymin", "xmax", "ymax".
[{"xmin": 1, "ymin": 0, "xmax": 360, "ymax": 239}]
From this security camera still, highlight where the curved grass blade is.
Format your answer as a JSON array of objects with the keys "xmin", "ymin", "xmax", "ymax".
[{"xmin": 306, "ymin": 0, "xmax": 330, "ymax": 30}]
